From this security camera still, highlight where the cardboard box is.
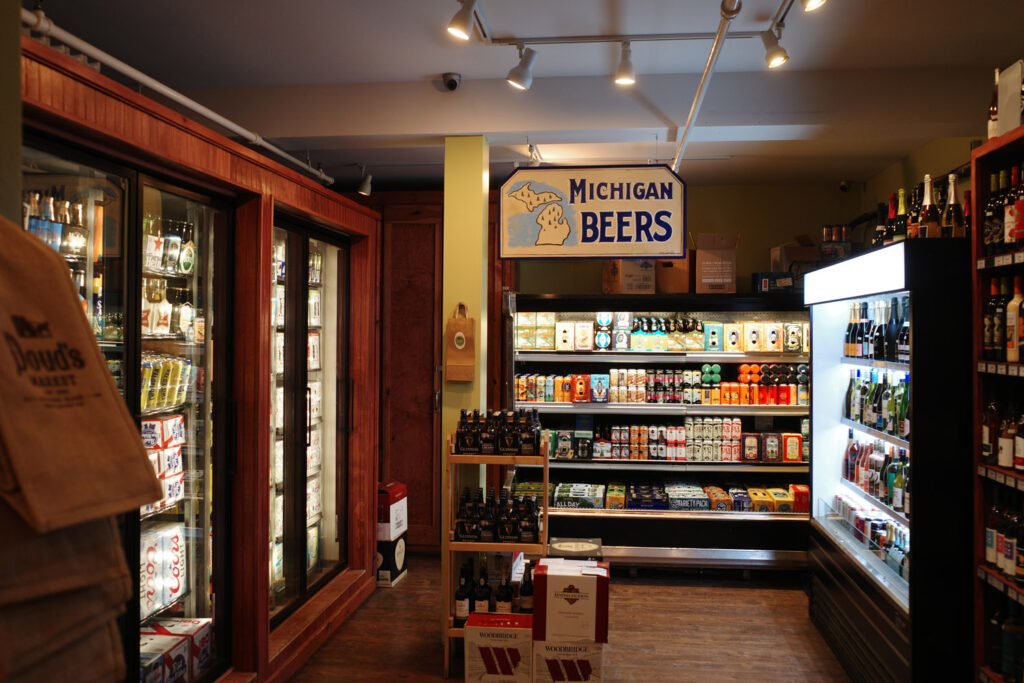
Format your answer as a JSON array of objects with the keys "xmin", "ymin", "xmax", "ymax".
[
  {"xmin": 140, "ymin": 618, "xmax": 213, "ymax": 680},
  {"xmin": 654, "ymin": 257, "xmax": 692, "ymax": 294},
  {"xmin": 751, "ymin": 272, "xmax": 796, "ymax": 294},
  {"xmin": 770, "ymin": 244, "xmax": 820, "ymax": 273},
  {"xmin": 533, "ymin": 641, "xmax": 604, "ymax": 683},
  {"xmin": 466, "ymin": 613, "xmax": 534, "ymax": 683},
  {"xmin": 533, "ymin": 559, "xmax": 609, "ymax": 643},
  {"xmin": 139, "ymin": 633, "xmax": 190, "ymax": 683},
  {"xmin": 693, "ymin": 233, "xmax": 739, "ymax": 294},
  {"xmin": 601, "ymin": 260, "xmax": 655, "ymax": 294},
  {"xmin": 376, "ymin": 532, "xmax": 407, "ymax": 587},
  {"xmin": 140, "ymin": 651, "xmax": 164, "ymax": 683},
  {"xmin": 377, "ymin": 481, "xmax": 408, "ymax": 541}
]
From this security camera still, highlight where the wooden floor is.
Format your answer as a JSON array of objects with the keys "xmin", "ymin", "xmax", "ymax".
[{"xmin": 291, "ymin": 553, "xmax": 849, "ymax": 682}]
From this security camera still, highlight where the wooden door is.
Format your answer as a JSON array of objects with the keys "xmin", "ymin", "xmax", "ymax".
[{"xmin": 381, "ymin": 208, "xmax": 442, "ymax": 550}]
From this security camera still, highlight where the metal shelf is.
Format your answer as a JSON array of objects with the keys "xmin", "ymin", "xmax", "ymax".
[
  {"xmin": 840, "ymin": 417, "xmax": 909, "ymax": 449},
  {"xmin": 839, "ymin": 478, "xmax": 910, "ymax": 526},
  {"xmin": 598, "ymin": 545, "xmax": 807, "ymax": 569},
  {"xmin": 517, "ymin": 401, "xmax": 808, "ymax": 416},
  {"xmin": 548, "ymin": 508, "xmax": 809, "ymax": 522},
  {"xmin": 522, "ymin": 460, "xmax": 808, "ymax": 473},
  {"xmin": 514, "ymin": 351, "xmax": 808, "ymax": 364},
  {"xmin": 841, "ymin": 357, "xmax": 910, "ymax": 372}
]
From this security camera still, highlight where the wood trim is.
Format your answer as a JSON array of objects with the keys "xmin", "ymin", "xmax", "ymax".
[
  {"xmin": 215, "ymin": 671, "xmax": 257, "ymax": 683},
  {"xmin": 231, "ymin": 195, "xmax": 273, "ymax": 674},
  {"xmin": 266, "ymin": 571, "xmax": 376, "ymax": 682}
]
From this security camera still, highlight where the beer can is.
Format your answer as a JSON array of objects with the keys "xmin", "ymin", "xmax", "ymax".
[
  {"xmin": 639, "ymin": 428, "xmax": 648, "ymax": 446},
  {"xmin": 788, "ymin": 383, "xmax": 798, "ymax": 405},
  {"xmin": 627, "ymin": 368, "xmax": 637, "ymax": 389},
  {"xmin": 684, "ymin": 417, "xmax": 694, "ymax": 440},
  {"xmin": 611, "ymin": 425, "xmax": 621, "ymax": 444},
  {"xmin": 630, "ymin": 425, "xmax": 640, "ymax": 445},
  {"xmin": 527, "ymin": 375, "xmax": 537, "ymax": 402},
  {"xmin": 801, "ymin": 418, "xmax": 810, "ymax": 437},
  {"xmin": 140, "ymin": 360, "xmax": 154, "ymax": 411},
  {"xmin": 711, "ymin": 417, "xmax": 722, "ymax": 440},
  {"xmin": 701, "ymin": 440, "xmax": 713, "ymax": 462},
  {"xmin": 609, "ymin": 368, "xmax": 619, "ymax": 388},
  {"xmin": 636, "ymin": 368, "xmax": 646, "ymax": 388},
  {"xmin": 545, "ymin": 376, "xmax": 555, "ymax": 401},
  {"xmin": 648, "ymin": 425, "xmax": 658, "ymax": 444},
  {"xmin": 712, "ymin": 439, "xmax": 722, "ymax": 462},
  {"xmin": 536, "ymin": 376, "xmax": 547, "ymax": 402},
  {"xmin": 611, "ymin": 445, "xmax": 621, "ymax": 460},
  {"xmin": 657, "ymin": 442, "xmax": 668, "ymax": 461},
  {"xmin": 627, "ymin": 385, "xmax": 637, "ymax": 403},
  {"xmin": 658, "ymin": 425, "xmax": 668, "ymax": 445},
  {"xmin": 630, "ymin": 444, "xmax": 640, "ymax": 460}
]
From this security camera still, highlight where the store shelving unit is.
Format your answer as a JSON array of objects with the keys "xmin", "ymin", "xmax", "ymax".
[
  {"xmin": 972, "ymin": 123, "xmax": 1024, "ymax": 682},
  {"xmin": 440, "ymin": 440, "xmax": 549, "ymax": 678},
  {"xmin": 506, "ymin": 292, "xmax": 811, "ymax": 569},
  {"xmin": 805, "ymin": 240, "xmax": 971, "ymax": 682}
]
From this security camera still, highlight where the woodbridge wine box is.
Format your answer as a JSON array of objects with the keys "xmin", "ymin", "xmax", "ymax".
[
  {"xmin": 466, "ymin": 613, "xmax": 534, "ymax": 683},
  {"xmin": 533, "ymin": 641, "xmax": 605, "ymax": 683},
  {"xmin": 377, "ymin": 481, "xmax": 408, "ymax": 541},
  {"xmin": 533, "ymin": 559, "xmax": 609, "ymax": 643}
]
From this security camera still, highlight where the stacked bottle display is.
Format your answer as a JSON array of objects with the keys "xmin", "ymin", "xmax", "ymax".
[
  {"xmin": 454, "ymin": 409, "xmax": 543, "ymax": 456},
  {"xmin": 983, "ymin": 489, "xmax": 1024, "ymax": 585},
  {"xmin": 842, "ymin": 429, "xmax": 909, "ymax": 515},
  {"xmin": 983, "ymin": 595, "xmax": 1024, "ymax": 683},
  {"xmin": 454, "ymin": 558, "xmax": 534, "ymax": 627},
  {"xmin": 515, "ymin": 363, "xmax": 809, "ymax": 406},
  {"xmin": 842, "ymin": 296, "xmax": 910, "ymax": 363},
  {"xmin": 980, "ymin": 393, "xmax": 1024, "ymax": 471},
  {"xmin": 842, "ymin": 369, "xmax": 910, "ymax": 439},
  {"xmin": 983, "ymin": 275, "xmax": 1024, "ymax": 362},
  {"xmin": 831, "ymin": 493, "xmax": 910, "ymax": 579},
  {"xmin": 982, "ymin": 165, "xmax": 1024, "ymax": 256},
  {"xmin": 870, "ymin": 171, "xmax": 968, "ymax": 247},
  {"xmin": 454, "ymin": 487, "xmax": 540, "ymax": 544}
]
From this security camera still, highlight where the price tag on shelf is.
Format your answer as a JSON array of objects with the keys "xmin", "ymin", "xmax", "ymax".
[
  {"xmin": 999, "ymin": 364, "xmax": 1008, "ymax": 375},
  {"xmin": 1016, "ymin": 252, "xmax": 1024, "ymax": 265},
  {"xmin": 1017, "ymin": 478, "xmax": 1024, "ymax": 492},
  {"xmin": 1012, "ymin": 365, "xmax": 1021, "ymax": 377},
  {"xmin": 978, "ymin": 259, "xmax": 987, "ymax": 270},
  {"xmin": 979, "ymin": 361, "xmax": 986, "ymax": 372},
  {"xmin": 978, "ymin": 465, "xmax": 986, "ymax": 477},
  {"xmin": 989, "ymin": 573, "xmax": 1005, "ymax": 592},
  {"xmin": 988, "ymin": 469, "xmax": 999, "ymax": 481},
  {"xmin": 979, "ymin": 566, "xmax": 988, "ymax": 580},
  {"xmin": 989, "ymin": 363, "xmax": 998, "ymax": 374},
  {"xmin": 997, "ymin": 255, "xmax": 1013, "ymax": 267},
  {"xmin": 1012, "ymin": 587, "xmax": 1022, "ymax": 602},
  {"xmin": 996, "ymin": 473, "xmax": 1006, "ymax": 484}
]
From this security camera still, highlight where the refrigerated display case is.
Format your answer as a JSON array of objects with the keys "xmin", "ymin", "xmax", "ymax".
[
  {"xmin": 804, "ymin": 240, "xmax": 971, "ymax": 682},
  {"xmin": 269, "ymin": 215, "xmax": 349, "ymax": 626},
  {"xmin": 506, "ymin": 292, "xmax": 812, "ymax": 568}
]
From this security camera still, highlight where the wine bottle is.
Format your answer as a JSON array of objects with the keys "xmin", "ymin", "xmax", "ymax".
[
  {"xmin": 856, "ymin": 302, "xmax": 869, "ymax": 358},
  {"xmin": 1016, "ymin": 407, "xmax": 1024, "ymax": 472},
  {"xmin": 941, "ymin": 173, "xmax": 964, "ymax": 238},
  {"xmin": 987, "ymin": 494, "xmax": 1002, "ymax": 566},
  {"xmin": 891, "ymin": 450, "xmax": 905, "ymax": 511},
  {"xmin": 907, "ymin": 183, "xmax": 922, "ymax": 240},
  {"xmin": 885, "ymin": 297, "xmax": 899, "ymax": 362},
  {"xmin": 518, "ymin": 560, "xmax": 534, "ymax": 614},
  {"xmin": 474, "ymin": 567, "xmax": 492, "ymax": 613},
  {"xmin": 986, "ymin": 173, "xmax": 1002, "ymax": 256},
  {"xmin": 884, "ymin": 193, "xmax": 897, "ymax": 244},
  {"xmin": 495, "ymin": 575, "xmax": 513, "ymax": 613},
  {"xmin": 989, "ymin": 68, "xmax": 1001, "ymax": 140},
  {"xmin": 873, "ymin": 300, "xmax": 888, "ymax": 360},
  {"xmin": 986, "ymin": 279, "xmax": 1002, "ymax": 360},
  {"xmin": 1006, "ymin": 167, "xmax": 1022, "ymax": 253},
  {"xmin": 454, "ymin": 576, "xmax": 471, "ymax": 627},
  {"xmin": 1000, "ymin": 402, "xmax": 1018, "ymax": 469},
  {"xmin": 873, "ymin": 203, "xmax": 887, "ymax": 247},
  {"xmin": 844, "ymin": 302, "xmax": 857, "ymax": 357},
  {"xmin": 897, "ymin": 296, "xmax": 911, "ymax": 363},
  {"xmin": 844, "ymin": 369, "xmax": 856, "ymax": 420},
  {"xmin": 894, "ymin": 188, "xmax": 908, "ymax": 242},
  {"xmin": 920, "ymin": 175, "xmax": 942, "ymax": 239},
  {"xmin": 997, "ymin": 278, "xmax": 1013, "ymax": 362},
  {"xmin": 984, "ymin": 398, "xmax": 1001, "ymax": 466},
  {"xmin": 1009, "ymin": 276, "xmax": 1024, "ymax": 363}
]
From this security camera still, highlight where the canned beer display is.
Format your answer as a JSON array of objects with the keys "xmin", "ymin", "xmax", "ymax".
[
  {"xmin": 539, "ymin": 481, "xmax": 810, "ymax": 514},
  {"xmin": 514, "ymin": 362, "xmax": 809, "ymax": 407}
]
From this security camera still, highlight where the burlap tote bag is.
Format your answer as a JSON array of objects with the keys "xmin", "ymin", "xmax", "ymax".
[{"xmin": 0, "ymin": 215, "xmax": 160, "ymax": 532}]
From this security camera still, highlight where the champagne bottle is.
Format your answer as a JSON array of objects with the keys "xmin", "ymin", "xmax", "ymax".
[
  {"xmin": 941, "ymin": 173, "xmax": 964, "ymax": 238},
  {"xmin": 894, "ymin": 188, "xmax": 908, "ymax": 242},
  {"xmin": 920, "ymin": 175, "xmax": 942, "ymax": 239}
]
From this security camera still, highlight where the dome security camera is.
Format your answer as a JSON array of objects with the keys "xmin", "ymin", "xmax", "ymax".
[{"xmin": 443, "ymin": 72, "xmax": 462, "ymax": 91}]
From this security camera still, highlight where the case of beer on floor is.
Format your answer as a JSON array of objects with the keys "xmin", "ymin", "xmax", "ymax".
[
  {"xmin": 505, "ymin": 291, "xmax": 811, "ymax": 569},
  {"xmin": 970, "ymin": 122, "xmax": 1024, "ymax": 683},
  {"xmin": 21, "ymin": 142, "xmax": 234, "ymax": 682},
  {"xmin": 804, "ymin": 240, "xmax": 971, "ymax": 682}
]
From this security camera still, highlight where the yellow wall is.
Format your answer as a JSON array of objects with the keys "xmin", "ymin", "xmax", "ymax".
[
  {"xmin": 860, "ymin": 137, "xmax": 979, "ymax": 213},
  {"xmin": 0, "ymin": 0, "xmax": 21, "ymax": 223},
  {"xmin": 519, "ymin": 183, "xmax": 863, "ymax": 294}
]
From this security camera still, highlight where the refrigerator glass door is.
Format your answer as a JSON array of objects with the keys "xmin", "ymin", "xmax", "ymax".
[
  {"xmin": 21, "ymin": 146, "xmax": 127, "ymax": 392},
  {"xmin": 138, "ymin": 183, "xmax": 224, "ymax": 675}
]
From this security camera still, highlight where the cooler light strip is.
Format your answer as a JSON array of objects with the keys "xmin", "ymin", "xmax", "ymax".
[{"xmin": 804, "ymin": 242, "xmax": 905, "ymax": 305}]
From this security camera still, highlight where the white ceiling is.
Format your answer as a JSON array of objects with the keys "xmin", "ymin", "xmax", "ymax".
[{"xmin": 22, "ymin": 0, "xmax": 1024, "ymax": 189}]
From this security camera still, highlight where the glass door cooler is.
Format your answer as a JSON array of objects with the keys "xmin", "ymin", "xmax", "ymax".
[
  {"xmin": 269, "ymin": 215, "xmax": 349, "ymax": 626},
  {"xmin": 804, "ymin": 240, "xmax": 971, "ymax": 682}
]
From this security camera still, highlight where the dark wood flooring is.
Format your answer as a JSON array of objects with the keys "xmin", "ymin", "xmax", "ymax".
[{"xmin": 290, "ymin": 553, "xmax": 849, "ymax": 682}]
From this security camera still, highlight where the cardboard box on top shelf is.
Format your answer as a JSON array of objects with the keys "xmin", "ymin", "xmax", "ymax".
[
  {"xmin": 770, "ymin": 235, "xmax": 820, "ymax": 274},
  {"xmin": 654, "ymin": 254, "xmax": 693, "ymax": 293},
  {"xmin": 693, "ymin": 233, "xmax": 739, "ymax": 294},
  {"xmin": 601, "ymin": 259, "xmax": 656, "ymax": 294}
]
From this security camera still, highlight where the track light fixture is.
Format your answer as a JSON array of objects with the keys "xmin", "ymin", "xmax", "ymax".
[
  {"xmin": 446, "ymin": 0, "xmax": 477, "ymax": 41},
  {"xmin": 506, "ymin": 46, "xmax": 537, "ymax": 90},
  {"xmin": 761, "ymin": 26, "xmax": 789, "ymax": 69},
  {"xmin": 614, "ymin": 41, "xmax": 636, "ymax": 86},
  {"xmin": 801, "ymin": 0, "xmax": 827, "ymax": 11},
  {"xmin": 357, "ymin": 166, "xmax": 372, "ymax": 196}
]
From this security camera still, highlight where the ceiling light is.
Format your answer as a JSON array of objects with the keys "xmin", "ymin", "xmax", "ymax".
[
  {"xmin": 801, "ymin": 0, "xmax": 827, "ymax": 11},
  {"xmin": 357, "ymin": 167, "xmax": 372, "ymax": 196},
  {"xmin": 614, "ymin": 42, "xmax": 636, "ymax": 86},
  {"xmin": 506, "ymin": 46, "xmax": 537, "ymax": 90},
  {"xmin": 761, "ymin": 28, "xmax": 789, "ymax": 69},
  {"xmin": 446, "ymin": 0, "xmax": 477, "ymax": 41}
]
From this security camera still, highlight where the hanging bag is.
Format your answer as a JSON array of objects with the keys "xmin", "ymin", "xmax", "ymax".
[{"xmin": 445, "ymin": 302, "xmax": 475, "ymax": 382}]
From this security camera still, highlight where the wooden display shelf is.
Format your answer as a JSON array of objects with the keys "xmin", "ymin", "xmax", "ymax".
[
  {"xmin": 978, "ymin": 463, "xmax": 1024, "ymax": 491},
  {"xmin": 447, "ymin": 541, "xmax": 545, "ymax": 553},
  {"xmin": 977, "ymin": 564, "xmax": 1024, "ymax": 603},
  {"xmin": 448, "ymin": 454, "xmax": 546, "ymax": 466},
  {"xmin": 977, "ymin": 360, "xmax": 1024, "ymax": 378},
  {"xmin": 980, "ymin": 665, "xmax": 1005, "ymax": 683}
]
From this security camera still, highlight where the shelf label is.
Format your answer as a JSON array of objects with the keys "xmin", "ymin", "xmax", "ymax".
[
  {"xmin": 996, "ymin": 473, "xmax": 1006, "ymax": 484},
  {"xmin": 978, "ymin": 259, "xmax": 987, "ymax": 270},
  {"xmin": 979, "ymin": 465, "xmax": 986, "ymax": 477},
  {"xmin": 988, "ymin": 469, "xmax": 999, "ymax": 481},
  {"xmin": 989, "ymin": 573, "xmax": 1005, "ymax": 591},
  {"xmin": 1016, "ymin": 252, "xmax": 1024, "ymax": 264},
  {"xmin": 1010, "ymin": 587, "xmax": 1020, "ymax": 602},
  {"xmin": 1012, "ymin": 365, "xmax": 1021, "ymax": 377},
  {"xmin": 997, "ymin": 255, "xmax": 1013, "ymax": 267},
  {"xmin": 989, "ymin": 363, "xmax": 998, "ymax": 373},
  {"xmin": 979, "ymin": 566, "xmax": 988, "ymax": 580},
  {"xmin": 1017, "ymin": 478, "xmax": 1024, "ymax": 492},
  {"xmin": 999, "ymin": 364, "xmax": 1008, "ymax": 375},
  {"xmin": 979, "ymin": 361, "xmax": 987, "ymax": 372}
]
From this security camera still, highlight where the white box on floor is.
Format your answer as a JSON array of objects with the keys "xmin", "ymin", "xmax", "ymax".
[
  {"xmin": 139, "ymin": 633, "xmax": 189, "ymax": 683},
  {"xmin": 377, "ymin": 481, "xmax": 408, "ymax": 541},
  {"xmin": 466, "ymin": 613, "xmax": 533, "ymax": 682},
  {"xmin": 376, "ymin": 532, "xmax": 407, "ymax": 587},
  {"xmin": 533, "ymin": 641, "xmax": 604, "ymax": 683},
  {"xmin": 533, "ymin": 559, "xmax": 609, "ymax": 644},
  {"xmin": 140, "ymin": 618, "xmax": 213, "ymax": 680}
]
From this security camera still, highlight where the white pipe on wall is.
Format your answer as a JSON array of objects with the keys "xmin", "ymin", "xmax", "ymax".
[{"xmin": 20, "ymin": 8, "xmax": 335, "ymax": 185}]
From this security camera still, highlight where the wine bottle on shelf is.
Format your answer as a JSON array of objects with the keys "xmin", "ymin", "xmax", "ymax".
[
  {"xmin": 1016, "ymin": 409, "xmax": 1024, "ymax": 472},
  {"xmin": 894, "ymin": 189, "xmax": 908, "ymax": 242},
  {"xmin": 474, "ymin": 566, "xmax": 492, "ymax": 613},
  {"xmin": 873, "ymin": 203, "xmax": 887, "ymax": 247},
  {"xmin": 1000, "ymin": 403, "xmax": 1018, "ymax": 470},
  {"xmin": 941, "ymin": 174, "xmax": 964, "ymax": 239},
  {"xmin": 844, "ymin": 303, "xmax": 857, "ymax": 357},
  {"xmin": 907, "ymin": 184, "xmax": 922, "ymax": 241},
  {"xmin": 454, "ymin": 576, "xmax": 471, "ymax": 627},
  {"xmin": 882, "ymin": 194, "xmax": 897, "ymax": 244},
  {"xmin": 873, "ymin": 300, "xmax": 888, "ymax": 360},
  {"xmin": 1005, "ymin": 500, "xmax": 1021, "ymax": 581},
  {"xmin": 856, "ymin": 302, "xmax": 869, "ymax": 358},
  {"xmin": 964, "ymin": 189, "xmax": 973, "ymax": 242},
  {"xmin": 897, "ymin": 296, "xmax": 910, "ymax": 364},
  {"xmin": 984, "ymin": 399, "xmax": 1001, "ymax": 466},
  {"xmin": 495, "ymin": 575, "xmax": 513, "ymax": 613},
  {"xmin": 891, "ymin": 450, "xmax": 905, "ymax": 512},
  {"xmin": 989, "ymin": 68, "xmax": 1001, "ymax": 140},
  {"xmin": 987, "ymin": 279, "xmax": 1002, "ymax": 360},
  {"xmin": 988, "ymin": 494, "xmax": 1002, "ymax": 567},
  {"xmin": 1006, "ymin": 167, "xmax": 1023, "ymax": 253},
  {"xmin": 1008, "ymin": 276, "xmax": 1024, "ymax": 363},
  {"xmin": 851, "ymin": 370, "xmax": 864, "ymax": 423},
  {"xmin": 998, "ymin": 278, "xmax": 1013, "ymax": 362},
  {"xmin": 920, "ymin": 175, "xmax": 942, "ymax": 239},
  {"xmin": 518, "ymin": 560, "xmax": 534, "ymax": 614},
  {"xmin": 884, "ymin": 297, "xmax": 899, "ymax": 362}
]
